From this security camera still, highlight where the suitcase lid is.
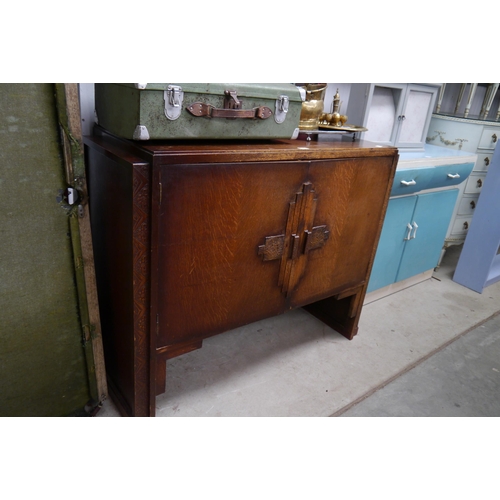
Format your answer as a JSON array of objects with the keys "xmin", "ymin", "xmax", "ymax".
[{"xmin": 119, "ymin": 83, "xmax": 304, "ymax": 102}]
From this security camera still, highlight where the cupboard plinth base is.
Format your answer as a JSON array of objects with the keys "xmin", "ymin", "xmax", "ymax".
[{"xmin": 303, "ymin": 289, "xmax": 364, "ymax": 340}]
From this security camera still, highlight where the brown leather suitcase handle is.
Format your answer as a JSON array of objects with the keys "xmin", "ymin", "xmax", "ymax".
[{"xmin": 186, "ymin": 102, "xmax": 272, "ymax": 119}]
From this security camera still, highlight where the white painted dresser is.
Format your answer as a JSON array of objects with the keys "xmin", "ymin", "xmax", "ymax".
[{"xmin": 426, "ymin": 113, "xmax": 500, "ymax": 253}]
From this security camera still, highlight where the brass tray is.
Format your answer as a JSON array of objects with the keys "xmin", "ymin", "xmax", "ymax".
[{"xmin": 318, "ymin": 124, "xmax": 368, "ymax": 133}]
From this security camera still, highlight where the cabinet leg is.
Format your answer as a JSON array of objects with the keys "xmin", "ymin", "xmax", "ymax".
[
  {"xmin": 303, "ymin": 289, "xmax": 365, "ymax": 340},
  {"xmin": 437, "ymin": 245, "xmax": 448, "ymax": 268}
]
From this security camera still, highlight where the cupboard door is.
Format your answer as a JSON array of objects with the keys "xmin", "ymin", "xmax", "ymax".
[
  {"xmin": 291, "ymin": 156, "xmax": 397, "ymax": 306},
  {"xmin": 155, "ymin": 161, "xmax": 307, "ymax": 348},
  {"xmin": 364, "ymin": 84, "xmax": 405, "ymax": 145},
  {"xmin": 367, "ymin": 196, "xmax": 417, "ymax": 292},
  {"xmin": 397, "ymin": 189, "xmax": 458, "ymax": 282},
  {"xmin": 396, "ymin": 84, "xmax": 437, "ymax": 149},
  {"xmin": 154, "ymin": 154, "xmax": 396, "ymax": 349}
]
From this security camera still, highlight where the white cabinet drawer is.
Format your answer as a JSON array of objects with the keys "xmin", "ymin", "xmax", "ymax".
[
  {"xmin": 464, "ymin": 173, "xmax": 487, "ymax": 194},
  {"xmin": 474, "ymin": 152, "xmax": 493, "ymax": 172},
  {"xmin": 450, "ymin": 215, "xmax": 472, "ymax": 236},
  {"xmin": 478, "ymin": 127, "xmax": 499, "ymax": 150},
  {"xmin": 457, "ymin": 194, "xmax": 479, "ymax": 215}
]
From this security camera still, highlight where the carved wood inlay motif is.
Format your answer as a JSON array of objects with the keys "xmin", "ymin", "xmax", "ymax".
[
  {"xmin": 257, "ymin": 234, "xmax": 285, "ymax": 261},
  {"xmin": 258, "ymin": 182, "xmax": 330, "ymax": 296}
]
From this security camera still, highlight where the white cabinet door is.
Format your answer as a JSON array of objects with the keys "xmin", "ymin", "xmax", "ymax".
[
  {"xmin": 396, "ymin": 84, "xmax": 438, "ymax": 149},
  {"xmin": 364, "ymin": 84, "xmax": 405, "ymax": 145},
  {"xmin": 348, "ymin": 83, "xmax": 439, "ymax": 151}
]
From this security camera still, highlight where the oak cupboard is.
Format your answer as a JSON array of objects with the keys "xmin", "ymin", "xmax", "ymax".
[{"xmin": 84, "ymin": 128, "xmax": 398, "ymax": 416}]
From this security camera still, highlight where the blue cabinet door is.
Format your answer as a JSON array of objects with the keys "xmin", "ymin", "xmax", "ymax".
[
  {"xmin": 396, "ymin": 189, "xmax": 458, "ymax": 282},
  {"xmin": 367, "ymin": 196, "xmax": 417, "ymax": 292}
]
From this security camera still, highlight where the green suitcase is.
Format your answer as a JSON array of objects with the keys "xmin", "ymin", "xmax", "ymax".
[{"xmin": 94, "ymin": 83, "xmax": 303, "ymax": 140}]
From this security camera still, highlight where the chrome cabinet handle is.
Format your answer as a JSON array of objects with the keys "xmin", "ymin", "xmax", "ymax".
[
  {"xmin": 447, "ymin": 173, "xmax": 460, "ymax": 179},
  {"xmin": 492, "ymin": 133, "xmax": 497, "ymax": 143},
  {"xmin": 477, "ymin": 179, "xmax": 483, "ymax": 188},
  {"xmin": 404, "ymin": 223, "xmax": 413, "ymax": 240},
  {"xmin": 470, "ymin": 200, "xmax": 476, "ymax": 209},
  {"xmin": 485, "ymin": 157, "xmax": 490, "ymax": 166},
  {"xmin": 400, "ymin": 179, "xmax": 416, "ymax": 186},
  {"xmin": 410, "ymin": 222, "xmax": 418, "ymax": 239}
]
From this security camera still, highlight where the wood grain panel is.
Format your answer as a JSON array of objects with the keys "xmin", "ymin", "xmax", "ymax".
[
  {"xmin": 86, "ymin": 146, "xmax": 152, "ymax": 416},
  {"xmin": 155, "ymin": 161, "xmax": 307, "ymax": 349},
  {"xmin": 290, "ymin": 156, "xmax": 395, "ymax": 307}
]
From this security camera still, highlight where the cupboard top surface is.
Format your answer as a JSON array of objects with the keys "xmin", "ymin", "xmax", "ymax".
[
  {"xmin": 398, "ymin": 144, "xmax": 477, "ymax": 168},
  {"xmin": 84, "ymin": 128, "xmax": 398, "ymax": 165}
]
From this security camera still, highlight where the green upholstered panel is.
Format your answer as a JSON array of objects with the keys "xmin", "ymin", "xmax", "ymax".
[{"xmin": 0, "ymin": 83, "xmax": 90, "ymax": 416}]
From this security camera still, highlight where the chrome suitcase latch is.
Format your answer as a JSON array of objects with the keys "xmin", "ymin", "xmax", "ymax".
[
  {"xmin": 164, "ymin": 85, "xmax": 184, "ymax": 120},
  {"xmin": 275, "ymin": 95, "xmax": 289, "ymax": 124}
]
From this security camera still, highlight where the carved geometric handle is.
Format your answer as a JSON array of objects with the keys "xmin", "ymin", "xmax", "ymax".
[
  {"xmin": 304, "ymin": 225, "xmax": 330, "ymax": 253},
  {"xmin": 258, "ymin": 234, "xmax": 285, "ymax": 261},
  {"xmin": 258, "ymin": 227, "xmax": 329, "ymax": 261},
  {"xmin": 258, "ymin": 182, "xmax": 330, "ymax": 296}
]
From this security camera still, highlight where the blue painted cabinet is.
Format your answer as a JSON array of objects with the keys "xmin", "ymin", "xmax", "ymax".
[
  {"xmin": 397, "ymin": 190, "xmax": 459, "ymax": 280},
  {"xmin": 367, "ymin": 196, "xmax": 416, "ymax": 291},
  {"xmin": 368, "ymin": 189, "xmax": 459, "ymax": 292}
]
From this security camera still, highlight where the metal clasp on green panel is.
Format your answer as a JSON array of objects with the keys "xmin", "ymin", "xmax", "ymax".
[
  {"xmin": 275, "ymin": 95, "xmax": 289, "ymax": 124},
  {"xmin": 164, "ymin": 85, "xmax": 184, "ymax": 120}
]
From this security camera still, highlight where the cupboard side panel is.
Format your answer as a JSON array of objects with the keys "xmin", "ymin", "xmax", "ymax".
[{"xmin": 86, "ymin": 146, "xmax": 151, "ymax": 416}]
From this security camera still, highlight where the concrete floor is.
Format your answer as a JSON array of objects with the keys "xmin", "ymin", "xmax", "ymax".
[
  {"xmin": 96, "ymin": 244, "xmax": 500, "ymax": 417},
  {"xmin": 339, "ymin": 311, "xmax": 500, "ymax": 416}
]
